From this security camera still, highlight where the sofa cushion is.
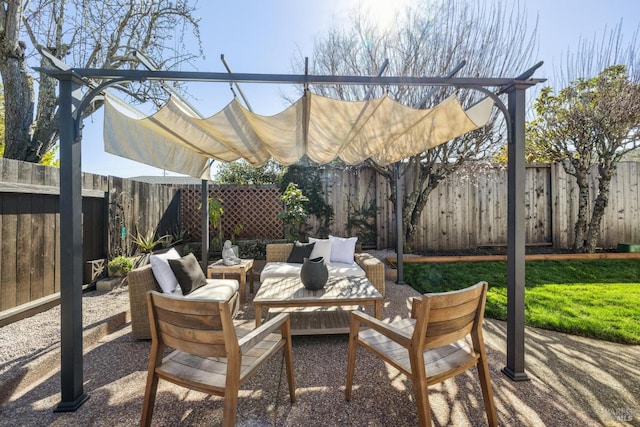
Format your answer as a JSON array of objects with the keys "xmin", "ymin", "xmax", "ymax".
[
  {"xmin": 308, "ymin": 237, "xmax": 332, "ymax": 263},
  {"xmin": 181, "ymin": 279, "xmax": 239, "ymax": 301},
  {"xmin": 329, "ymin": 235, "xmax": 358, "ymax": 264},
  {"xmin": 260, "ymin": 262, "xmax": 304, "ymax": 281},
  {"xmin": 326, "ymin": 261, "xmax": 365, "ymax": 276},
  {"xmin": 168, "ymin": 253, "xmax": 207, "ymax": 295},
  {"xmin": 150, "ymin": 248, "xmax": 181, "ymax": 293},
  {"xmin": 287, "ymin": 241, "xmax": 315, "ymax": 264},
  {"xmin": 260, "ymin": 261, "xmax": 365, "ymax": 282}
]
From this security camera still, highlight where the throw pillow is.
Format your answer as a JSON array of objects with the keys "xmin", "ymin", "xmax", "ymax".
[
  {"xmin": 287, "ymin": 241, "xmax": 315, "ymax": 264},
  {"xmin": 308, "ymin": 237, "xmax": 332, "ymax": 264},
  {"xmin": 149, "ymin": 248, "xmax": 181, "ymax": 293},
  {"xmin": 329, "ymin": 235, "xmax": 358, "ymax": 264},
  {"xmin": 168, "ymin": 253, "xmax": 207, "ymax": 295}
]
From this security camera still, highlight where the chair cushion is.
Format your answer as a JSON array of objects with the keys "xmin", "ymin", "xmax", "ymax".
[
  {"xmin": 168, "ymin": 253, "xmax": 207, "ymax": 295},
  {"xmin": 180, "ymin": 279, "xmax": 239, "ymax": 301},
  {"xmin": 329, "ymin": 235, "xmax": 358, "ymax": 264},
  {"xmin": 287, "ymin": 241, "xmax": 315, "ymax": 264},
  {"xmin": 308, "ymin": 237, "xmax": 332, "ymax": 263},
  {"xmin": 150, "ymin": 248, "xmax": 181, "ymax": 293}
]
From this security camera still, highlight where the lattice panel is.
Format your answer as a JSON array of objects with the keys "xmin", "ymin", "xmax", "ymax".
[{"xmin": 180, "ymin": 185, "xmax": 283, "ymax": 240}]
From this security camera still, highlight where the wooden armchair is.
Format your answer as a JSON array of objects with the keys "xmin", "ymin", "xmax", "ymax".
[
  {"xmin": 345, "ymin": 281, "xmax": 497, "ymax": 427},
  {"xmin": 141, "ymin": 291, "xmax": 296, "ymax": 426}
]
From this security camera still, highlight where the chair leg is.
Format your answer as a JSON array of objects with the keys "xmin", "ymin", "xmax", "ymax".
[
  {"xmin": 476, "ymin": 355, "xmax": 498, "ymax": 427},
  {"xmin": 282, "ymin": 319, "xmax": 296, "ymax": 402},
  {"xmin": 140, "ymin": 372, "xmax": 159, "ymax": 427},
  {"xmin": 222, "ymin": 388, "xmax": 239, "ymax": 427},
  {"xmin": 409, "ymin": 353, "xmax": 432, "ymax": 427},
  {"xmin": 345, "ymin": 318, "xmax": 360, "ymax": 401}
]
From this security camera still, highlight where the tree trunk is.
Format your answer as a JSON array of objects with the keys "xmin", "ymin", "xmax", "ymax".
[
  {"xmin": 31, "ymin": 62, "xmax": 60, "ymax": 160},
  {"xmin": 584, "ymin": 163, "xmax": 615, "ymax": 252},
  {"xmin": 0, "ymin": 1, "xmax": 36, "ymax": 161},
  {"xmin": 572, "ymin": 172, "xmax": 590, "ymax": 253}
]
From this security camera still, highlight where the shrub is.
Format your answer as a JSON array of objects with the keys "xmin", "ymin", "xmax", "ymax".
[{"xmin": 108, "ymin": 256, "xmax": 134, "ymax": 277}]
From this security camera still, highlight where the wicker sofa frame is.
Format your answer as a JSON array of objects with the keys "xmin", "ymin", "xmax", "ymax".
[
  {"xmin": 265, "ymin": 243, "xmax": 385, "ymax": 296},
  {"xmin": 128, "ymin": 263, "xmax": 240, "ymax": 340}
]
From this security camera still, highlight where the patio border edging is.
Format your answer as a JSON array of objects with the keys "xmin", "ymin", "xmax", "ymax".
[
  {"xmin": 0, "ymin": 310, "xmax": 130, "ymax": 405},
  {"xmin": 385, "ymin": 252, "xmax": 640, "ymax": 267}
]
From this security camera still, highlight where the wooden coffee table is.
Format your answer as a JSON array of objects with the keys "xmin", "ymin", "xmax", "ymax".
[
  {"xmin": 254, "ymin": 275, "xmax": 382, "ymax": 335},
  {"xmin": 207, "ymin": 259, "xmax": 254, "ymax": 303}
]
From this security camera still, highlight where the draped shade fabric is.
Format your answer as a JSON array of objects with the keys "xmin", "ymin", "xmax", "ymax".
[{"xmin": 104, "ymin": 91, "xmax": 494, "ymax": 178}]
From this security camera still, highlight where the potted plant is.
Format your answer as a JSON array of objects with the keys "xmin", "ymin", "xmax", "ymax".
[
  {"xmin": 108, "ymin": 256, "xmax": 133, "ymax": 277},
  {"xmin": 130, "ymin": 228, "xmax": 170, "ymax": 265},
  {"xmin": 131, "ymin": 228, "xmax": 170, "ymax": 253}
]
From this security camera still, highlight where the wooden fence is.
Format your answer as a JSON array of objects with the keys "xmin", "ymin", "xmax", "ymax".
[
  {"xmin": 2, "ymin": 158, "xmax": 639, "ymax": 317},
  {"xmin": 0, "ymin": 159, "xmax": 182, "ymax": 316},
  {"xmin": 0, "ymin": 159, "xmax": 107, "ymax": 314},
  {"xmin": 107, "ymin": 176, "xmax": 181, "ymax": 258},
  {"xmin": 307, "ymin": 162, "xmax": 640, "ymax": 250}
]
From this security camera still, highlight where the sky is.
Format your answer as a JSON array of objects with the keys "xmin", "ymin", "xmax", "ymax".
[{"xmin": 78, "ymin": 0, "xmax": 640, "ymax": 178}]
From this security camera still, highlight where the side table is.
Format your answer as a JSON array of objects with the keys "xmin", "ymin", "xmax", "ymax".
[{"xmin": 207, "ymin": 259, "xmax": 254, "ymax": 303}]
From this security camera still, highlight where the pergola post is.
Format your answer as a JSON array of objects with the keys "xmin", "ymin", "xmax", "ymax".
[
  {"xmin": 54, "ymin": 76, "xmax": 90, "ymax": 411},
  {"xmin": 502, "ymin": 83, "xmax": 530, "ymax": 382},
  {"xmin": 201, "ymin": 179, "xmax": 209, "ymax": 272},
  {"xmin": 395, "ymin": 162, "xmax": 405, "ymax": 285}
]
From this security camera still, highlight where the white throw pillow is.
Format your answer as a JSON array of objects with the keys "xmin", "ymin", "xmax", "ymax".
[
  {"xmin": 308, "ymin": 237, "xmax": 332, "ymax": 264},
  {"xmin": 329, "ymin": 235, "xmax": 358, "ymax": 264},
  {"xmin": 149, "ymin": 248, "xmax": 181, "ymax": 293}
]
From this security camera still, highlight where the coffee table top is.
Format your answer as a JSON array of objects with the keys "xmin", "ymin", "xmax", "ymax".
[{"xmin": 255, "ymin": 275, "xmax": 381, "ymax": 304}]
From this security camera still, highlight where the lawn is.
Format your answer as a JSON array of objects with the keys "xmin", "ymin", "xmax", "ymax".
[{"xmin": 403, "ymin": 259, "xmax": 640, "ymax": 344}]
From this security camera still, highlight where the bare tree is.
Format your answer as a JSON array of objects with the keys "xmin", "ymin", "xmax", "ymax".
[
  {"xmin": 301, "ymin": 0, "xmax": 537, "ymax": 249},
  {"xmin": 0, "ymin": 0, "xmax": 202, "ymax": 163}
]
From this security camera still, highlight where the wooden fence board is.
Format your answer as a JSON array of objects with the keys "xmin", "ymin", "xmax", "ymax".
[
  {"xmin": 16, "ymin": 193, "xmax": 32, "ymax": 306},
  {"xmin": 0, "ymin": 194, "xmax": 18, "ymax": 311},
  {"xmin": 43, "ymin": 196, "xmax": 57, "ymax": 296},
  {"xmin": 629, "ymin": 162, "xmax": 639, "ymax": 242},
  {"xmin": 30, "ymin": 194, "xmax": 45, "ymax": 300},
  {"xmin": 0, "ymin": 191, "xmax": 2, "ymax": 308}
]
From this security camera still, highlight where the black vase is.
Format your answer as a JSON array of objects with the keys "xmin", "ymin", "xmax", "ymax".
[{"xmin": 300, "ymin": 256, "xmax": 329, "ymax": 290}]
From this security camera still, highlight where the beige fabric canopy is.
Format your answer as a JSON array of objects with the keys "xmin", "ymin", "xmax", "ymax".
[{"xmin": 104, "ymin": 91, "xmax": 494, "ymax": 178}]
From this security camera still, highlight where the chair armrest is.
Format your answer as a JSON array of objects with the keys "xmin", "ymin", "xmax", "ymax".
[
  {"xmin": 239, "ymin": 313, "xmax": 290, "ymax": 353},
  {"xmin": 350, "ymin": 310, "xmax": 412, "ymax": 347},
  {"xmin": 128, "ymin": 264, "xmax": 161, "ymax": 340},
  {"xmin": 355, "ymin": 252, "xmax": 385, "ymax": 297},
  {"xmin": 411, "ymin": 296, "xmax": 423, "ymax": 319}
]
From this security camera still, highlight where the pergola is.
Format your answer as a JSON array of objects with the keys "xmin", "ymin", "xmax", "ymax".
[{"xmin": 40, "ymin": 64, "xmax": 544, "ymax": 411}]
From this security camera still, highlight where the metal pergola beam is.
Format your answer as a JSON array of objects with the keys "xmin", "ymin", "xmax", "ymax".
[
  {"xmin": 36, "ymin": 67, "xmax": 543, "ymax": 88},
  {"xmin": 45, "ymin": 64, "xmax": 542, "ymax": 411}
]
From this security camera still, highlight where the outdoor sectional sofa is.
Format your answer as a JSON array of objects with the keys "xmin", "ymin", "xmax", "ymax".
[
  {"xmin": 128, "ymin": 260, "xmax": 240, "ymax": 340},
  {"xmin": 261, "ymin": 242, "xmax": 385, "ymax": 296}
]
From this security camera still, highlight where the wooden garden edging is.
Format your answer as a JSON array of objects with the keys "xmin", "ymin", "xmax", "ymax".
[{"xmin": 385, "ymin": 252, "xmax": 640, "ymax": 268}]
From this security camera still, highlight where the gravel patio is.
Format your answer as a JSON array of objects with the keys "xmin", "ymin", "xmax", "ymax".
[{"xmin": 1, "ymin": 275, "xmax": 639, "ymax": 426}]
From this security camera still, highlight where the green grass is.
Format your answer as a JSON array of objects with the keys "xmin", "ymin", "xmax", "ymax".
[{"xmin": 404, "ymin": 259, "xmax": 640, "ymax": 344}]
